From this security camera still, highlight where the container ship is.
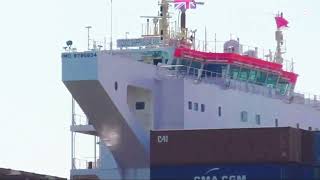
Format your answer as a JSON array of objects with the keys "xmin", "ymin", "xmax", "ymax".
[{"xmin": 61, "ymin": 0, "xmax": 320, "ymax": 179}]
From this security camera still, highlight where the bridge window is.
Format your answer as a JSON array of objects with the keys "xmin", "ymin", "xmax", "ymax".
[
  {"xmin": 181, "ymin": 59, "xmax": 189, "ymax": 66},
  {"xmin": 266, "ymin": 74, "xmax": 279, "ymax": 88},
  {"xmin": 153, "ymin": 59, "xmax": 162, "ymax": 66},
  {"xmin": 248, "ymin": 70, "xmax": 257, "ymax": 82},
  {"xmin": 255, "ymin": 71, "xmax": 267, "ymax": 85},
  {"xmin": 180, "ymin": 59, "xmax": 191, "ymax": 71},
  {"xmin": 204, "ymin": 64, "xmax": 227, "ymax": 77},
  {"xmin": 189, "ymin": 62, "xmax": 201, "ymax": 76},
  {"xmin": 180, "ymin": 59, "xmax": 191, "ymax": 67},
  {"xmin": 190, "ymin": 61, "xmax": 201, "ymax": 69},
  {"xmin": 277, "ymin": 79, "xmax": 289, "ymax": 95},
  {"xmin": 221, "ymin": 66, "xmax": 228, "ymax": 77},
  {"xmin": 171, "ymin": 59, "xmax": 177, "ymax": 65},
  {"xmin": 229, "ymin": 66, "xmax": 241, "ymax": 79},
  {"xmin": 239, "ymin": 68, "xmax": 250, "ymax": 81},
  {"xmin": 241, "ymin": 111, "xmax": 248, "ymax": 122}
]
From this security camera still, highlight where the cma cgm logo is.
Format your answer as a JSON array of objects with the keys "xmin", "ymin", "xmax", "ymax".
[
  {"xmin": 194, "ymin": 168, "xmax": 247, "ymax": 180},
  {"xmin": 157, "ymin": 135, "xmax": 168, "ymax": 143}
]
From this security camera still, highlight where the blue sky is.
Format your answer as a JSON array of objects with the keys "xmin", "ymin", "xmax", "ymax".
[{"xmin": 0, "ymin": 0, "xmax": 319, "ymax": 178}]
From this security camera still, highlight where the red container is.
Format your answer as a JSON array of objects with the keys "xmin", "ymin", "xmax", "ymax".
[
  {"xmin": 151, "ymin": 127, "xmax": 306, "ymax": 166},
  {"xmin": 301, "ymin": 130, "xmax": 315, "ymax": 164}
]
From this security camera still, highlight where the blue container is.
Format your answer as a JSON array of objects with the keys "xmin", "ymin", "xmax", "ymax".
[
  {"xmin": 315, "ymin": 132, "xmax": 320, "ymax": 164},
  {"xmin": 151, "ymin": 164, "xmax": 318, "ymax": 180}
]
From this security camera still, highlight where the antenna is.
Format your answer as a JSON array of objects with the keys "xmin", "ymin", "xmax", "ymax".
[
  {"xmin": 274, "ymin": 12, "xmax": 289, "ymax": 64},
  {"xmin": 160, "ymin": 0, "xmax": 169, "ymax": 43},
  {"xmin": 153, "ymin": 18, "xmax": 159, "ymax": 35},
  {"xmin": 291, "ymin": 58, "xmax": 295, "ymax": 72},
  {"xmin": 66, "ymin": 40, "xmax": 73, "ymax": 51},
  {"xmin": 214, "ymin": 33, "xmax": 217, "ymax": 53},
  {"xmin": 205, "ymin": 27, "xmax": 207, "ymax": 52},
  {"xmin": 140, "ymin": 16, "xmax": 167, "ymax": 36},
  {"xmin": 85, "ymin": 26, "xmax": 92, "ymax": 50},
  {"xmin": 190, "ymin": 29, "xmax": 197, "ymax": 50},
  {"xmin": 147, "ymin": 19, "xmax": 150, "ymax": 35},
  {"xmin": 107, "ymin": 0, "xmax": 113, "ymax": 54}
]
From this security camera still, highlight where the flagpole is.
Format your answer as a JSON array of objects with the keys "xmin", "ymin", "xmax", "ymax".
[{"xmin": 110, "ymin": 0, "xmax": 113, "ymax": 54}]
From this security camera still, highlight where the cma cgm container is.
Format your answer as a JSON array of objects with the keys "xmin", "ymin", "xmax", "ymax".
[
  {"xmin": 315, "ymin": 132, "xmax": 320, "ymax": 165},
  {"xmin": 151, "ymin": 127, "xmax": 314, "ymax": 166},
  {"xmin": 151, "ymin": 164, "xmax": 320, "ymax": 180}
]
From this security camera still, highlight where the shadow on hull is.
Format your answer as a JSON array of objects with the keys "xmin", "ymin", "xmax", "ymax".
[{"xmin": 64, "ymin": 80, "xmax": 149, "ymax": 168}]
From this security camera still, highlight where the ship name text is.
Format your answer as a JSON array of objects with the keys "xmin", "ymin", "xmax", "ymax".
[
  {"xmin": 194, "ymin": 175, "xmax": 246, "ymax": 180},
  {"xmin": 62, "ymin": 52, "xmax": 97, "ymax": 59}
]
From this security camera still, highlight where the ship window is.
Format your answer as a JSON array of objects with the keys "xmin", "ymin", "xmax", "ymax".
[
  {"xmin": 218, "ymin": 106, "xmax": 222, "ymax": 117},
  {"xmin": 188, "ymin": 101, "xmax": 192, "ymax": 110},
  {"xmin": 266, "ymin": 74, "xmax": 279, "ymax": 88},
  {"xmin": 239, "ymin": 68, "xmax": 250, "ymax": 81},
  {"xmin": 255, "ymin": 114, "xmax": 261, "ymax": 125},
  {"xmin": 153, "ymin": 59, "xmax": 162, "ymax": 66},
  {"xmin": 241, "ymin": 111, "xmax": 248, "ymax": 122},
  {"xmin": 114, "ymin": 82, "xmax": 118, "ymax": 91},
  {"xmin": 181, "ymin": 59, "xmax": 187, "ymax": 66},
  {"xmin": 296, "ymin": 123, "xmax": 300, "ymax": 129},
  {"xmin": 171, "ymin": 59, "xmax": 177, "ymax": 65},
  {"xmin": 256, "ymin": 71, "xmax": 267, "ymax": 85},
  {"xmin": 180, "ymin": 60, "xmax": 188, "ymax": 72},
  {"xmin": 277, "ymin": 79, "xmax": 289, "ymax": 95},
  {"xmin": 229, "ymin": 66, "xmax": 240, "ymax": 79},
  {"xmin": 275, "ymin": 118, "xmax": 279, "ymax": 127},
  {"xmin": 201, "ymin": 104, "xmax": 205, "ymax": 112},
  {"xmin": 189, "ymin": 62, "xmax": 201, "ymax": 76},
  {"xmin": 135, "ymin": 102, "xmax": 145, "ymax": 110},
  {"xmin": 190, "ymin": 61, "xmax": 201, "ymax": 69},
  {"xmin": 248, "ymin": 70, "xmax": 257, "ymax": 82},
  {"xmin": 205, "ymin": 64, "xmax": 227, "ymax": 77},
  {"xmin": 194, "ymin": 103, "xmax": 199, "ymax": 111},
  {"xmin": 181, "ymin": 59, "xmax": 191, "ymax": 66},
  {"xmin": 221, "ymin": 65, "xmax": 228, "ymax": 77}
]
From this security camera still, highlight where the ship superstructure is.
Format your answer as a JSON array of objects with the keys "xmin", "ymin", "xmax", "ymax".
[{"xmin": 61, "ymin": 1, "xmax": 320, "ymax": 179}]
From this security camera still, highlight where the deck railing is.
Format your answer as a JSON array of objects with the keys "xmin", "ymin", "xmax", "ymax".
[
  {"xmin": 72, "ymin": 114, "xmax": 89, "ymax": 126},
  {"xmin": 180, "ymin": 39, "xmax": 295, "ymax": 72},
  {"xmin": 73, "ymin": 158, "xmax": 99, "ymax": 170},
  {"xmin": 156, "ymin": 65, "xmax": 320, "ymax": 108}
]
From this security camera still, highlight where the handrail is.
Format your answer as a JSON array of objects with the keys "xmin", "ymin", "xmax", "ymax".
[
  {"xmin": 190, "ymin": 39, "xmax": 294, "ymax": 72},
  {"xmin": 157, "ymin": 65, "xmax": 320, "ymax": 107},
  {"xmin": 73, "ymin": 157, "xmax": 99, "ymax": 170},
  {"xmin": 72, "ymin": 114, "xmax": 89, "ymax": 126}
]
